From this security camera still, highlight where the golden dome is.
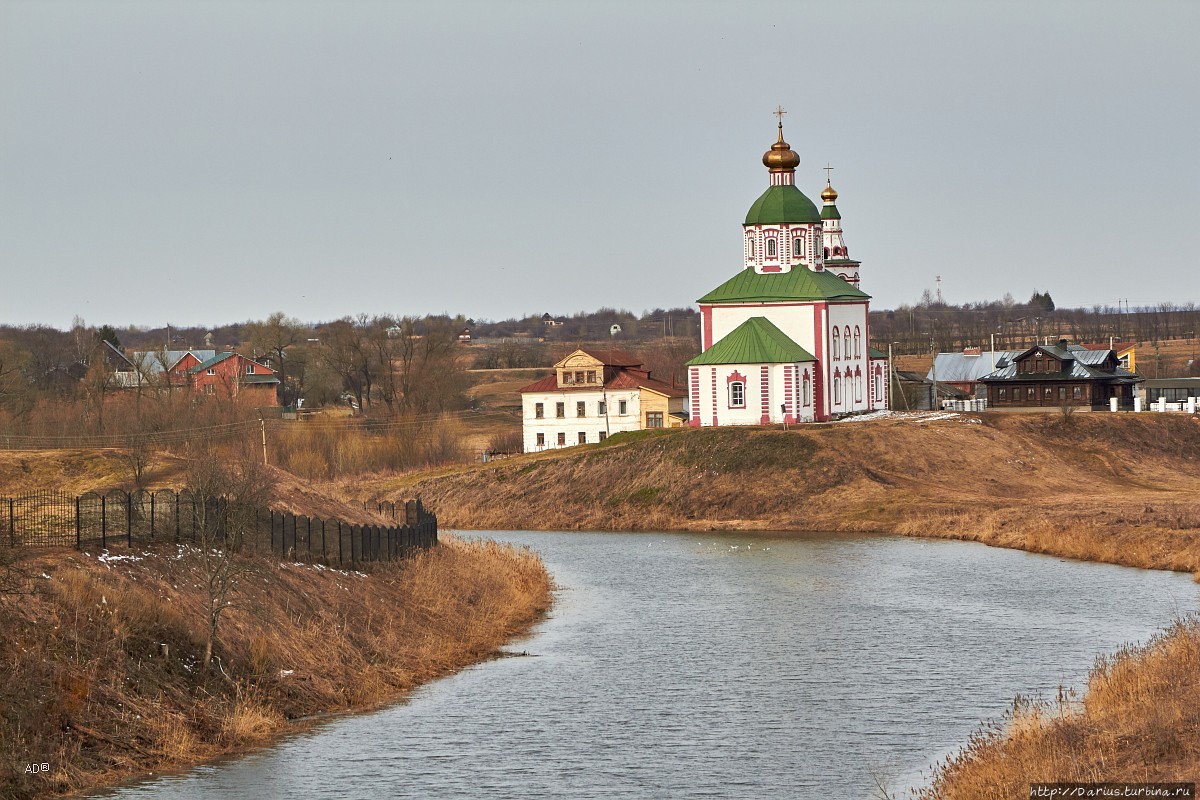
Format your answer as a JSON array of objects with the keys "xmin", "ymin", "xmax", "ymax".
[
  {"xmin": 821, "ymin": 182, "xmax": 838, "ymax": 203},
  {"xmin": 762, "ymin": 124, "xmax": 800, "ymax": 172}
]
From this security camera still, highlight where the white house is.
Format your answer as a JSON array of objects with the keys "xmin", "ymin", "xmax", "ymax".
[
  {"xmin": 687, "ymin": 117, "xmax": 888, "ymax": 425},
  {"xmin": 519, "ymin": 349, "xmax": 685, "ymax": 452}
]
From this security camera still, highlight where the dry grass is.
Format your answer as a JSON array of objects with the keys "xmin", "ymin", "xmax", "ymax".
[
  {"xmin": 920, "ymin": 617, "xmax": 1200, "ymax": 798},
  {"xmin": 0, "ymin": 536, "xmax": 551, "ymax": 799}
]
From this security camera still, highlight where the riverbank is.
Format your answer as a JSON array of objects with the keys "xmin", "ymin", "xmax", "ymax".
[
  {"xmin": 339, "ymin": 412, "xmax": 1200, "ymax": 578},
  {"xmin": 0, "ymin": 536, "xmax": 552, "ymax": 799}
]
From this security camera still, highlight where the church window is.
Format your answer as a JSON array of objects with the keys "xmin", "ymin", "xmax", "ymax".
[
  {"xmin": 766, "ymin": 238, "xmax": 777, "ymax": 258},
  {"xmin": 793, "ymin": 237, "xmax": 803, "ymax": 258},
  {"xmin": 853, "ymin": 326, "xmax": 861, "ymax": 358},
  {"xmin": 832, "ymin": 329, "xmax": 841, "ymax": 360},
  {"xmin": 824, "ymin": 247, "xmax": 829, "ymax": 259},
  {"xmin": 874, "ymin": 368, "xmax": 882, "ymax": 401},
  {"xmin": 844, "ymin": 327, "xmax": 852, "ymax": 355},
  {"xmin": 834, "ymin": 374, "xmax": 842, "ymax": 405},
  {"xmin": 855, "ymin": 374, "xmax": 863, "ymax": 403},
  {"xmin": 802, "ymin": 371, "xmax": 811, "ymax": 407},
  {"xmin": 729, "ymin": 381, "xmax": 745, "ymax": 408},
  {"xmin": 747, "ymin": 239, "xmax": 755, "ymax": 259}
]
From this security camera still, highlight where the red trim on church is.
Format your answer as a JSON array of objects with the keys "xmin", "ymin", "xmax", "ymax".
[{"xmin": 759, "ymin": 365, "xmax": 771, "ymax": 424}]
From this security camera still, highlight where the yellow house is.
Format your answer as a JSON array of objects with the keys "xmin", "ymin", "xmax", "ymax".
[{"xmin": 518, "ymin": 349, "xmax": 686, "ymax": 452}]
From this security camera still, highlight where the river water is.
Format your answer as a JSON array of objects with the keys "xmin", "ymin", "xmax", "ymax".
[{"xmin": 97, "ymin": 530, "xmax": 1200, "ymax": 800}]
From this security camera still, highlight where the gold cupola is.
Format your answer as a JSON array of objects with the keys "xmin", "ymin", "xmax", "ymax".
[
  {"xmin": 762, "ymin": 122, "xmax": 800, "ymax": 173},
  {"xmin": 821, "ymin": 182, "xmax": 838, "ymax": 203}
]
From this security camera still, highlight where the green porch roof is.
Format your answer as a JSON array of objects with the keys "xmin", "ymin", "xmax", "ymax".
[
  {"xmin": 744, "ymin": 184, "xmax": 821, "ymax": 225},
  {"xmin": 687, "ymin": 317, "xmax": 816, "ymax": 366},
  {"xmin": 698, "ymin": 265, "xmax": 870, "ymax": 304},
  {"xmin": 868, "ymin": 346, "xmax": 887, "ymax": 359}
]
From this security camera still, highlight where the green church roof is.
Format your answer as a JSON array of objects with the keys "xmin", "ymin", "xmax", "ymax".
[
  {"xmin": 687, "ymin": 317, "xmax": 816, "ymax": 366},
  {"xmin": 820, "ymin": 204, "xmax": 841, "ymax": 220},
  {"xmin": 744, "ymin": 184, "xmax": 821, "ymax": 225},
  {"xmin": 698, "ymin": 265, "xmax": 870, "ymax": 304},
  {"xmin": 868, "ymin": 346, "xmax": 887, "ymax": 359}
]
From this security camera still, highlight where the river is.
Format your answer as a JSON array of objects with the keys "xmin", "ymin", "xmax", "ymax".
[{"xmin": 96, "ymin": 530, "xmax": 1200, "ymax": 800}]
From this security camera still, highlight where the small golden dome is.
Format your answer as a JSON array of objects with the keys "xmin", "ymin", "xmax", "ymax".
[
  {"xmin": 821, "ymin": 182, "xmax": 838, "ymax": 203},
  {"xmin": 762, "ymin": 124, "xmax": 800, "ymax": 172}
]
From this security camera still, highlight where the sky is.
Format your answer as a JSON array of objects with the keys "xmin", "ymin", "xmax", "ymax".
[{"xmin": 2, "ymin": 0, "xmax": 1198, "ymax": 329}]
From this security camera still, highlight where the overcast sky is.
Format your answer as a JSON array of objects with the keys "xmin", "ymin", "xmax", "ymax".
[{"xmin": 2, "ymin": 0, "xmax": 1197, "ymax": 329}]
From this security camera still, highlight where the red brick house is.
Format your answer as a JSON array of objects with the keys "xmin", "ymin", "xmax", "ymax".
[{"xmin": 187, "ymin": 351, "xmax": 280, "ymax": 405}]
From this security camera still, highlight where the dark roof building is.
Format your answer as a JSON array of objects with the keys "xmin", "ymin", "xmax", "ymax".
[{"xmin": 980, "ymin": 342, "xmax": 1141, "ymax": 409}]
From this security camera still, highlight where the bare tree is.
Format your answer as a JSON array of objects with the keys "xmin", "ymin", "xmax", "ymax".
[{"xmin": 186, "ymin": 449, "xmax": 276, "ymax": 675}]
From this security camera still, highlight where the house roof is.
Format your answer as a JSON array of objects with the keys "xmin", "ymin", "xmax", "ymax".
[
  {"xmin": 188, "ymin": 351, "xmax": 275, "ymax": 375},
  {"xmin": 578, "ymin": 349, "xmax": 641, "ymax": 367},
  {"xmin": 744, "ymin": 184, "xmax": 822, "ymax": 225},
  {"xmin": 980, "ymin": 345, "xmax": 1141, "ymax": 384},
  {"xmin": 698, "ymin": 265, "xmax": 870, "ymax": 304},
  {"xmin": 519, "ymin": 367, "xmax": 684, "ymax": 397},
  {"xmin": 929, "ymin": 351, "xmax": 1023, "ymax": 383},
  {"xmin": 124, "ymin": 348, "xmax": 217, "ymax": 373},
  {"xmin": 686, "ymin": 317, "xmax": 815, "ymax": 367}
]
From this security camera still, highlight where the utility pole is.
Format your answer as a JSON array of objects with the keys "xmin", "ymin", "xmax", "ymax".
[
  {"xmin": 259, "ymin": 416, "xmax": 268, "ymax": 465},
  {"xmin": 930, "ymin": 337, "xmax": 938, "ymax": 411}
]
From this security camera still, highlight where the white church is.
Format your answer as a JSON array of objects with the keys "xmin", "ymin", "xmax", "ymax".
[{"xmin": 686, "ymin": 116, "xmax": 889, "ymax": 425}]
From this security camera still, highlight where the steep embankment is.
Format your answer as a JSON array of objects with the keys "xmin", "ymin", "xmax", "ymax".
[
  {"xmin": 1, "ymin": 536, "xmax": 551, "ymax": 799},
  {"xmin": 351, "ymin": 413, "xmax": 1200, "ymax": 576}
]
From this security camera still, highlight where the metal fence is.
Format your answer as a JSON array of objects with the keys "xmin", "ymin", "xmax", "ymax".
[{"xmin": 0, "ymin": 489, "xmax": 436, "ymax": 567}]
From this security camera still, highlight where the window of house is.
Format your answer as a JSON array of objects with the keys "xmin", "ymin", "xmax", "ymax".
[
  {"xmin": 1073, "ymin": 386, "xmax": 1082, "ymax": 399},
  {"xmin": 766, "ymin": 238, "xmax": 777, "ymax": 258},
  {"xmin": 556, "ymin": 402, "xmax": 565, "ymax": 418},
  {"xmin": 577, "ymin": 401, "xmax": 586, "ymax": 417},
  {"xmin": 599, "ymin": 431, "xmax": 607, "ymax": 441},
  {"xmin": 535, "ymin": 402, "xmax": 544, "ymax": 419},
  {"xmin": 1027, "ymin": 387, "xmax": 1035, "ymax": 400},
  {"xmin": 536, "ymin": 432, "xmax": 545, "ymax": 447},
  {"xmin": 578, "ymin": 432, "xmax": 587, "ymax": 444},
  {"xmin": 207, "ymin": 368, "xmax": 215, "ymax": 375},
  {"xmin": 586, "ymin": 370, "xmax": 596, "ymax": 383},
  {"xmin": 646, "ymin": 412, "xmax": 664, "ymax": 428},
  {"xmin": 557, "ymin": 432, "xmax": 566, "ymax": 446},
  {"xmin": 574, "ymin": 371, "xmax": 585, "ymax": 383},
  {"xmin": 999, "ymin": 388, "xmax": 1007, "ymax": 401},
  {"xmin": 204, "ymin": 384, "xmax": 215, "ymax": 395},
  {"xmin": 619, "ymin": 400, "xmax": 627, "ymax": 415},
  {"xmin": 1044, "ymin": 387, "xmax": 1053, "ymax": 399},
  {"xmin": 563, "ymin": 372, "xmax": 575, "ymax": 385},
  {"xmin": 1058, "ymin": 386, "xmax": 1067, "ymax": 400},
  {"xmin": 793, "ymin": 237, "xmax": 803, "ymax": 258},
  {"xmin": 832, "ymin": 329, "xmax": 841, "ymax": 360},
  {"xmin": 246, "ymin": 363, "xmax": 255, "ymax": 374},
  {"xmin": 598, "ymin": 401, "xmax": 607, "ymax": 415},
  {"xmin": 729, "ymin": 381, "xmax": 745, "ymax": 408}
]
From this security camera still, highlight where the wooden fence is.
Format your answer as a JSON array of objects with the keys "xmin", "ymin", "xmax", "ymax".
[{"xmin": 0, "ymin": 489, "xmax": 436, "ymax": 567}]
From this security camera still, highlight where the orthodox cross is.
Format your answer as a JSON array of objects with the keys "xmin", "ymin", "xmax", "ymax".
[
  {"xmin": 824, "ymin": 163, "xmax": 835, "ymax": 183},
  {"xmin": 773, "ymin": 105, "xmax": 786, "ymax": 126}
]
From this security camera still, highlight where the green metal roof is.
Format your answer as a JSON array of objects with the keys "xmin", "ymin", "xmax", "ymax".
[
  {"xmin": 698, "ymin": 265, "xmax": 870, "ymax": 304},
  {"xmin": 744, "ymin": 184, "xmax": 821, "ymax": 225},
  {"xmin": 868, "ymin": 346, "xmax": 887, "ymax": 359},
  {"xmin": 821, "ymin": 204, "xmax": 841, "ymax": 220},
  {"xmin": 687, "ymin": 317, "xmax": 815, "ymax": 366}
]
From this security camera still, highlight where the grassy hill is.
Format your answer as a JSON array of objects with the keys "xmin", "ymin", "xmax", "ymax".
[{"xmin": 346, "ymin": 412, "xmax": 1200, "ymax": 577}]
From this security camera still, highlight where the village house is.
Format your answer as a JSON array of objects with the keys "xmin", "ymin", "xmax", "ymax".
[
  {"xmin": 980, "ymin": 341, "xmax": 1140, "ymax": 409},
  {"xmin": 928, "ymin": 348, "xmax": 1022, "ymax": 398},
  {"xmin": 101, "ymin": 342, "xmax": 217, "ymax": 388},
  {"xmin": 187, "ymin": 351, "xmax": 280, "ymax": 405},
  {"xmin": 686, "ymin": 115, "xmax": 888, "ymax": 425},
  {"xmin": 519, "ymin": 349, "xmax": 685, "ymax": 452}
]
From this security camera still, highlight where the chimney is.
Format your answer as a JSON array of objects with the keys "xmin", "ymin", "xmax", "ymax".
[{"xmin": 1058, "ymin": 338, "xmax": 1068, "ymax": 349}]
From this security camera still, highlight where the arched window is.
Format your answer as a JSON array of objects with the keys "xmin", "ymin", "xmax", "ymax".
[
  {"xmin": 793, "ymin": 237, "xmax": 803, "ymax": 259},
  {"xmin": 832, "ymin": 329, "xmax": 840, "ymax": 360},
  {"xmin": 823, "ymin": 247, "xmax": 829, "ymax": 259},
  {"xmin": 855, "ymin": 373, "xmax": 863, "ymax": 403},
  {"xmin": 802, "ymin": 370, "xmax": 811, "ymax": 407},
  {"xmin": 833, "ymin": 372, "xmax": 842, "ymax": 405},
  {"xmin": 729, "ymin": 381, "xmax": 745, "ymax": 408},
  {"xmin": 874, "ymin": 366, "xmax": 883, "ymax": 402},
  {"xmin": 766, "ymin": 238, "xmax": 776, "ymax": 258},
  {"xmin": 853, "ymin": 326, "xmax": 861, "ymax": 359},
  {"xmin": 747, "ymin": 239, "xmax": 755, "ymax": 259},
  {"xmin": 844, "ymin": 327, "xmax": 852, "ymax": 358}
]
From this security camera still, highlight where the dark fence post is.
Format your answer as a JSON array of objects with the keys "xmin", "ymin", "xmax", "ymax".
[
  {"xmin": 126, "ymin": 491, "xmax": 133, "ymax": 547},
  {"xmin": 74, "ymin": 496, "xmax": 80, "ymax": 549},
  {"xmin": 307, "ymin": 516, "xmax": 312, "ymax": 558},
  {"xmin": 175, "ymin": 493, "xmax": 180, "ymax": 541},
  {"xmin": 101, "ymin": 495, "xmax": 107, "ymax": 550},
  {"xmin": 8, "ymin": 498, "xmax": 13, "ymax": 542},
  {"xmin": 150, "ymin": 492, "xmax": 155, "ymax": 539}
]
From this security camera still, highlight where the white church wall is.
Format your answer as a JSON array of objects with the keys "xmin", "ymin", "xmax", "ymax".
[
  {"xmin": 710, "ymin": 304, "xmax": 817, "ymax": 356},
  {"xmin": 827, "ymin": 301, "xmax": 872, "ymax": 414}
]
